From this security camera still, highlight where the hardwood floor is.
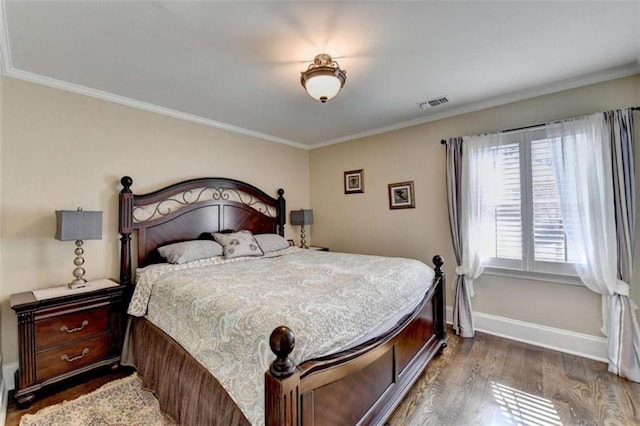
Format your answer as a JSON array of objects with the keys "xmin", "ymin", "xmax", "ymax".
[
  {"xmin": 389, "ymin": 328, "xmax": 640, "ymax": 426},
  {"xmin": 4, "ymin": 330, "xmax": 639, "ymax": 425}
]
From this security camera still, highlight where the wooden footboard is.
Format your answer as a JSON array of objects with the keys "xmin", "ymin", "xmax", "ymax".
[{"xmin": 265, "ymin": 255, "xmax": 447, "ymax": 426}]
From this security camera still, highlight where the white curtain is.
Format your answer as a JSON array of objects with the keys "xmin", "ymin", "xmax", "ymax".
[
  {"xmin": 548, "ymin": 112, "xmax": 640, "ymax": 382},
  {"xmin": 461, "ymin": 134, "xmax": 500, "ymax": 295}
]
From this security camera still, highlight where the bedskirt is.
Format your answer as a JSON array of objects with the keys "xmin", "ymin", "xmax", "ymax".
[{"xmin": 121, "ymin": 316, "xmax": 251, "ymax": 426}]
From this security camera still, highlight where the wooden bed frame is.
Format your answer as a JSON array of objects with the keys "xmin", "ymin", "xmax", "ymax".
[{"xmin": 118, "ymin": 176, "xmax": 447, "ymax": 425}]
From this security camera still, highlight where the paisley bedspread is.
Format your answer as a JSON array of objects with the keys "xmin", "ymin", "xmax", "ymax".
[{"xmin": 128, "ymin": 248, "xmax": 435, "ymax": 425}]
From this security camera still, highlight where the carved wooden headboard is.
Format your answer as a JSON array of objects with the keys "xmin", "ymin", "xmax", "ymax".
[{"xmin": 118, "ymin": 176, "xmax": 286, "ymax": 285}]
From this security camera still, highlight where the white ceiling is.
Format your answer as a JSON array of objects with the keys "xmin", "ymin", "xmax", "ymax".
[{"xmin": 1, "ymin": 1, "xmax": 639, "ymax": 148}]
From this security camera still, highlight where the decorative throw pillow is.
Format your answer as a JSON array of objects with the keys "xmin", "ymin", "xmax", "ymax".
[
  {"xmin": 158, "ymin": 240, "xmax": 224, "ymax": 264},
  {"xmin": 254, "ymin": 234, "xmax": 290, "ymax": 253},
  {"xmin": 213, "ymin": 230, "xmax": 264, "ymax": 259}
]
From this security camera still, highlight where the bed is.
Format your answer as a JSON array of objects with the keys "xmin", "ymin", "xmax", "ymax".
[{"xmin": 118, "ymin": 175, "xmax": 447, "ymax": 426}]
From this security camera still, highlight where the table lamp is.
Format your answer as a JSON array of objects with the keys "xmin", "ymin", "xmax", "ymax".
[
  {"xmin": 290, "ymin": 209, "xmax": 314, "ymax": 249},
  {"xmin": 55, "ymin": 207, "xmax": 103, "ymax": 289}
]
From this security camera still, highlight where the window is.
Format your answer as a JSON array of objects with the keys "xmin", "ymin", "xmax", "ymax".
[{"xmin": 485, "ymin": 128, "xmax": 577, "ymax": 277}]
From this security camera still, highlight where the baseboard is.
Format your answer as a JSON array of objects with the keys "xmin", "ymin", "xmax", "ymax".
[
  {"xmin": 446, "ymin": 306, "xmax": 608, "ymax": 363},
  {"xmin": 3, "ymin": 362, "xmax": 17, "ymax": 391}
]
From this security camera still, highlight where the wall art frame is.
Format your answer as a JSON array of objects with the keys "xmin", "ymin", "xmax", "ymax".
[
  {"xmin": 388, "ymin": 181, "xmax": 415, "ymax": 209},
  {"xmin": 344, "ymin": 169, "xmax": 364, "ymax": 194}
]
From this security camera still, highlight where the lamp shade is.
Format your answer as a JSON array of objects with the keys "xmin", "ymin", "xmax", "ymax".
[
  {"xmin": 55, "ymin": 210, "xmax": 103, "ymax": 241},
  {"xmin": 290, "ymin": 209, "xmax": 314, "ymax": 226}
]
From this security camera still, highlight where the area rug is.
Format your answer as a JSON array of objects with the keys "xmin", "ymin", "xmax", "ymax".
[{"xmin": 19, "ymin": 373, "xmax": 175, "ymax": 426}]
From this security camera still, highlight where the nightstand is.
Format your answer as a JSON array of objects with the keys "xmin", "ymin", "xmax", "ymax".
[
  {"xmin": 308, "ymin": 246, "xmax": 329, "ymax": 251},
  {"xmin": 10, "ymin": 279, "xmax": 127, "ymax": 406}
]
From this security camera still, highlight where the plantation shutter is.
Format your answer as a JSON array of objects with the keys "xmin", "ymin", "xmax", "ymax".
[
  {"xmin": 493, "ymin": 142, "xmax": 522, "ymax": 260},
  {"xmin": 531, "ymin": 138, "xmax": 567, "ymax": 263}
]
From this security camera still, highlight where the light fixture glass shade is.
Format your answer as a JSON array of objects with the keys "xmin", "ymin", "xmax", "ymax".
[
  {"xmin": 300, "ymin": 54, "xmax": 346, "ymax": 103},
  {"xmin": 304, "ymin": 75, "xmax": 342, "ymax": 103}
]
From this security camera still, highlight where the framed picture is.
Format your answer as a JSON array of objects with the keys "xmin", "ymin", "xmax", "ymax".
[
  {"xmin": 388, "ymin": 181, "xmax": 415, "ymax": 209},
  {"xmin": 344, "ymin": 169, "xmax": 364, "ymax": 194},
  {"xmin": 287, "ymin": 239, "xmax": 295, "ymax": 247}
]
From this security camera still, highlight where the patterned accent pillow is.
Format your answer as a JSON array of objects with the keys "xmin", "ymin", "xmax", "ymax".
[
  {"xmin": 254, "ymin": 234, "xmax": 290, "ymax": 253},
  {"xmin": 158, "ymin": 240, "xmax": 223, "ymax": 264},
  {"xmin": 213, "ymin": 230, "xmax": 264, "ymax": 259}
]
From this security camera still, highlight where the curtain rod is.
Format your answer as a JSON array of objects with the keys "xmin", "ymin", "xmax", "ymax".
[{"xmin": 440, "ymin": 106, "xmax": 640, "ymax": 145}]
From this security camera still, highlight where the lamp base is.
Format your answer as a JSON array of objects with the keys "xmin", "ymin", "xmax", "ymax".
[
  {"xmin": 68, "ymin": 239, "xmax": 87, "ymax": 289},
  {"xmin": 68, "ymin": 279, "xmax": 88, "ymax": 290},
  {"xmin": 300, "ymin": 225, "xmax": 309, "ymax": 249}
]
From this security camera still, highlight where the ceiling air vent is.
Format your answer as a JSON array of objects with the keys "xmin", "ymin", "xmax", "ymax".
[{"xmin": 417, "ymin": 96, "xmax": 450, "ymax": 109}]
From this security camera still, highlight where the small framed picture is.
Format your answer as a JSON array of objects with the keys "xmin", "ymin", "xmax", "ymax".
[
  {"xmin": 388, "ymin": 181, "xmax": 415, "ymax": 209},
  {"xmin": 344, "ymin": 169, "xmax": 364, "ymax": 194},
  {"xmin": 287, "ymin": 239, "xmax": 295, "ymax": 247}
]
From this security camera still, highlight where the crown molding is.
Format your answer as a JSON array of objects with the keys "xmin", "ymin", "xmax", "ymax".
[
  {"xmin": 4, "ymin": 68, "xmax": 309, "ymax": 149},
  {"xmin": 5, "ymin": 59, "xmax": 636, "ymax": 152},
  {"xmin": 1, "ymin": 0, "xmax": 637, "ymax": 151},
  {"xmin": 0, "ymin": 2, "xmax": 308, "ymax": 150},
  {"xmin": 310, "ymin": 62, "xmax": 640, "ymax": 149}
]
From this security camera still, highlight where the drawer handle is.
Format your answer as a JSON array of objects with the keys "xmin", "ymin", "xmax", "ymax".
[
  {"xmin": 60, "ymin": 320, "xmax": 89, "ymax": 333},
  {"xmin": 61, "ymin": 348, "xmax": 90, "ymax": 362}
]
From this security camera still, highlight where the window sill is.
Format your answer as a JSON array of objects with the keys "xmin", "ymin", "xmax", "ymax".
[{"xmin": 482, "ymin": 267, "xmax": 583, "ymax": 286}]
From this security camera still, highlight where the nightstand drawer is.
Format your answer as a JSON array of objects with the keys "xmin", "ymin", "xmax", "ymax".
[
  {"xmin": 11, "ymin": 282, "xmax": 126, "ymax": 405},
  {"xmin": 35, "ymin": 306, "xmax": 110, "ymax": 351},
  {"xmin": 36, "ymin": 334, "xmax": 110, "ymax": 382}
]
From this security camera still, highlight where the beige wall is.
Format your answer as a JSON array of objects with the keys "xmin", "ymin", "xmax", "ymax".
[
  {"xmin": 0, "ymin": 77, "xmax": 310, "ymax": 363},
  {"xmin": 310, "ymin": 75, "xmax": 640, "ymax": 337}
]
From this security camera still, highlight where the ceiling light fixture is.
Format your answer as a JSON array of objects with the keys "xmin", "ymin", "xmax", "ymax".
[{"xmin": 300, "ymin": 53, "xmax": 347, "ymax": 103}]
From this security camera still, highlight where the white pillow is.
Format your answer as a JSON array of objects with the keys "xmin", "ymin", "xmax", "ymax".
[
  {"xmin": 213, "ymin": 230, "xmax": 264, "ymax": 259},
  {"xmin": 158, "ymin": 240, "xmax": 223, "ymax": 264},
  {"xmin": 254, "ymin": 234, "xmax": 290, "ymax": 253}
]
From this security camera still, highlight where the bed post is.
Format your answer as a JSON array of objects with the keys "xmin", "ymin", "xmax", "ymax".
[
  {"xmin": 277, "ymin": 188, "xmax": 286, "ymax": 237},
  {"xmin": 265, "ymin": 326, "xmax": 299, "ymax": 426},
  {"xmin": 119, "ymin": 176, "xmax": 134, "ymax": 286},
  {"xmin": 432, "ymin": 255, "xmax": 447, "ymax": 352}
]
